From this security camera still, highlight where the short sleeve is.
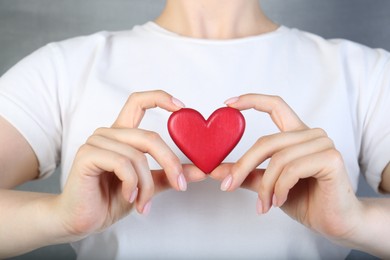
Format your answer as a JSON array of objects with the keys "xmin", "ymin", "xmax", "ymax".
[
  {"xmin": 0, "ymin": 44, "xmax": 63, "ymax": 179},
  {"xmin": 359, "ymin": 51, "xmax": 390, "ymax": 191}
]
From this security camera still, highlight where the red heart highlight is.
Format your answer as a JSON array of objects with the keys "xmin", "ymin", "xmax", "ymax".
[{"xmin": 168, "ymin": 107, "xmax": 245, "ymax": 173}]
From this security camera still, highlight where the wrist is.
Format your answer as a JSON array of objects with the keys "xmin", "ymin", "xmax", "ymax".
[
  {"xmin": 25, "ymin": 194, "xmax": 87, "ymax": 247},
  {"xmin": 50, "ymin": 194, "xmax": 90, "ymax": 242},
  {"xmin": 0, "ymin": 190, "xmax": 84, "ymax": 258},
  {"xmin": 332, "ymin": 198, "xmax": 390, "ymax": 258},
  {"xmin": 328, "ymin": 198, "xmax": 365, "ymax": 246}
]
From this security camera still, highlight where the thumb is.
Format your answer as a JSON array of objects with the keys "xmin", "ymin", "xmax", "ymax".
[
  {"xmin": 153, "ymin": 164, "xmax": 207, "ymax": 194},
  {"xmin": 113, "ymin": 90, "xmax": 184, "ymax": 129},
  {"xmin": 241, "ymin": 169, "xmax": 266, "ymax": 192},
  {"xmin": 210, "ymin": 163, "xmax": 265, "ymax": 193}
]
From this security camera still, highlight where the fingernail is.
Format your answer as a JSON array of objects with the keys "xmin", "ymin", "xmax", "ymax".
[
  {"xmin": 178, "ymin": 173, "xmax": 187, "ymax": 191},
  {"xmin": 220, "ymin": 175, "xmax": 233, "ymax": 191},
  {"xmin": 142, "ymin": 201, "xmax": 152, "ymax": 216},
  {"xmin": 256, "ymin": 198, "xmax": 263, "ymax": 215},
  {"xmin": 272, "ymin": 194, "xmax": 278, "ymax": 207},
  {"xmin": 171, "ymin": 97, "xmax": 185, "ymax": 108},
  {"xmin": 129, "ymin": 187, "xmax": 138, "ymax": 203},
  {"xmin": 224, "ymin": 97, "xmax": 239, "ymax": 105}
]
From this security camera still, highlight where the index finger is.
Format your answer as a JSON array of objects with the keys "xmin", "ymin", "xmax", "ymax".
[
  {"xmin": 225, "ymin": 94, "xmax": 308, "ymax": 132},
  {"xmin": 113, "ymin": 90, "xmax": 185, "ymax": 128}
]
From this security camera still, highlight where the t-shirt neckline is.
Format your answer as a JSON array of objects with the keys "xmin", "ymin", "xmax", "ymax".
[{"xmin": 139, "ymin": 21, "xmax": 289, "ymax": 44}]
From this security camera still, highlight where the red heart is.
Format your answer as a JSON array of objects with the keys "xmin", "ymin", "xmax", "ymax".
[{"xmin": 168, "ymin": 107, "xmax": 245, "ymax": 173}]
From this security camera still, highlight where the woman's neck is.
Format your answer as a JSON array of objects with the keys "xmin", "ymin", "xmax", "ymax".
[{"xmin": 155, "ymin": 0, "xmax": 278, "ymax": 39}]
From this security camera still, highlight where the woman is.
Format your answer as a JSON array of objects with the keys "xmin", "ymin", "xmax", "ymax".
[{"xmin": 0, "ymin": 0, "xmax": 389, "ymax": 258}]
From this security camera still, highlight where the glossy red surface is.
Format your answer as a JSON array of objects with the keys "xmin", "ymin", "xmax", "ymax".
[{"xmin": 168, "ymin": 107, "xmax": 245, "ymax": 173}]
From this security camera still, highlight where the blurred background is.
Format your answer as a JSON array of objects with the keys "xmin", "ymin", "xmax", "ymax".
[{"xmin": 1, "ymin": 0, "xmax": 389, "ymax": 259}]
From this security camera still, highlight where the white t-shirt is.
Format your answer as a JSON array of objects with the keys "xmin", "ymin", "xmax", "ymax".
[{"xmin": 1, "ymin": 22, "xmax": 390, "ymax": 259}]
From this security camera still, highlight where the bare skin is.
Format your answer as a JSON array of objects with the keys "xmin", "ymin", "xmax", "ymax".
[
  {"xmin": 210, "ymin": 94, "xmax": 390, "ymax": 257},
  {"xmin": 0, "ymin": 0, "xmax": 389, "ymax": 258},
  {"xmin": 155, "ymin": 0, "xmax": 279, "ymax": 39}
]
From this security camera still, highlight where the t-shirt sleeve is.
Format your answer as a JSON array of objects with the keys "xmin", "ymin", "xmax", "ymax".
[
  {"xmin": 359, "ymin": 50, "xmax": 390, "ymax": 192},
  {"xmin": 0, "ymin": 44, "xmax": 63, "ymax": 179}
]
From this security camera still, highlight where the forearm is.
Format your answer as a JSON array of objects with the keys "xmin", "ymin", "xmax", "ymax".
[
  {"xmin": 0, "ymin": 189, "xmax": 80, "ymax": 258},
  {"xmin": 336, "ymin": 197, "xmax": 390, "ymax": 258}
]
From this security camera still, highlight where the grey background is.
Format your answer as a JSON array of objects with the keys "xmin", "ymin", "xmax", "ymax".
[{"xmin": 1, "ymin": 0, "xmax": 389, "ymax": 259}]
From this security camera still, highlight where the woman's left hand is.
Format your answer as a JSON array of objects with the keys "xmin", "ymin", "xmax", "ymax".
[{"xmin": 210, "ymin": 94, "xmax": 363, "ymax": 240}]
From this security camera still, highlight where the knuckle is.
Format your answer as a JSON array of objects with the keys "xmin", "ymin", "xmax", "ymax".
[
  {"xmin": 141, "ymin": 183, "xmax": 155, "ymax": 197},
  {"xmin": 282, "ymin": 161, "xmax": 299, "ymax": 176},
  {"xmin": 128, "ymin": 174, "xmax": 138, "ymax": 187},
  {"xmin": 273, "ymin": 182, "xmax": 283, "ymax": 195},
  {"xmin": 270, "ymin": 95, "xmax": 286, "ymax": 107},
  {"xmin": 260, "ymin": 168, "xmax": 277, "ymax": 192},
  {"xmin": 154, "ymin": 89, "xmax": 167, "ymax": 97},
  {"xmin": 93, "ymin": 127, "xmax": 108, "ymax": 136},
  {"xmin": 258, "ymin": 180, "xmax": 269, "ymax": 194},
  {"xmin": 116, "ymin": 155, "xmax": 133, "ymax": 171},
  {"xmin": 163, "ymin": 155, "xmax": 181, "ymax": 173},
  {"xmin": 255, "ymin": 135, "xmax": 271, "ymax": 147},
  {"xmin": 318, "ymin": 136, "xmax": 335, "ymax": 148},
  {"xmin": 274, "ymin": 179, "xmax": 288, "ymax": 196},
  {"xmin": 270, "ymin": 152, "xmax": 285, "ymax": 165},
  {"xmin": 132, "ymin": 152, "xmax": 148, "ymax": 165},
  {"xmin": 231, "ymin": 160, "xmax": 244, "ymax": 175},
  {"xmin": 85, "ymin": 135, "xmax": 97, "ymax": 145},
  {"xmin": 278, "ymin": 164, "xmax": 298, "ymax": 189},
  {"xmin": 125, "ymin": 92, "xmax": 143, "ymax": 109},
  {"xmin": 311, "ymin": 127, "xmax": 328, "ymax": 137},
  {"xmin": 76, "ymin": 143, "xmax": 92, "ymax": 157},
  {"xmin": 144, "ymin": 131, "xmax": 162, "ymax": 144},
  {"xmin": 85, "ymin": 133, "xmax": 106, "ymax": 146},
  {"xmin": 128, "ymin": 92, "xmax": 141, "ymax": 102},
  {"xmin": 326, "ymin": 149, "xmax": 344, "ymax": 167},
  {"xmin": 163, "ymin": 151, "xmax": 181, "ymax": 165}
]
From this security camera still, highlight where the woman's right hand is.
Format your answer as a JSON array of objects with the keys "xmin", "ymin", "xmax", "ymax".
[{"xmin": 56, "ymin": 90, "xmax": 206, "ymax": 238}]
